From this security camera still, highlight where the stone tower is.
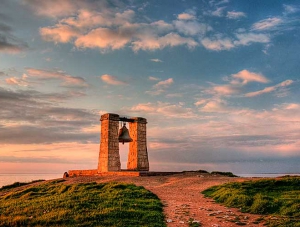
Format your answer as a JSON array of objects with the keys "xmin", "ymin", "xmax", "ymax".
[
  {"xmin": 128, "ymin": 117, "xmax": 149, "ymax": 171},
  {"xmin": 98, "ymin": 113, "xmax": 121, "ymax": 172},
  {"xmin": 98, "ymin": 113, "xmax": 149, "ymax": 172}
]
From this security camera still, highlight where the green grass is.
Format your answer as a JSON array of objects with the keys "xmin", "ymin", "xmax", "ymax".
[
  {"xmin": 0, "ymin": 180, "xmax": 45, "ymax": 191},
  {"xmin": 210, "ymin": 171, "xmax": 237, "ymax": 177},
  {"xmin": 202, "ymin": 176, "xmax": 300, "ymax": 226},
  {"xmin": 0, "ymin": 180, "xmax": 166, "ymax": 227}
]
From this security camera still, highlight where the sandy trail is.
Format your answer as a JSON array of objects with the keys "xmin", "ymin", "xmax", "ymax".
[{"xmin": 65, "ymin": 172, "xmax": 267, "ymax": 227}]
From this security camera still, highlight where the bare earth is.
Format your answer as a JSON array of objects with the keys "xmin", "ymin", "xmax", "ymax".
[{"xmin": 64, "ymin": 172, "xmax": 268, "ymax": 227}]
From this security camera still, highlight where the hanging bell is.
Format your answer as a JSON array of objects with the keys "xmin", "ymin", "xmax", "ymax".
[{"xmin": 118, "ymin": 123, "xmax": 133, "ymax": 144}]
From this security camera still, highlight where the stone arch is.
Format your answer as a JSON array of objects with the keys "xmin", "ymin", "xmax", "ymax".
[{"xmin": 98, "ymin": 113, "xmax": 149, "ymax": 172}]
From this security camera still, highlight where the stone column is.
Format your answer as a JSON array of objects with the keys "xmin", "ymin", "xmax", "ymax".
[
  {"xmin": 98, "ymin": 113, "xmax": 121, "ymax": 172},
  {"xmin": 128, "ymin": 117, "xmax": 149, "ymax": 171}
]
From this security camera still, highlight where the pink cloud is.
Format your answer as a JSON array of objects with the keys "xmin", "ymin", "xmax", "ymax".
[
  {"xmin": 40, "ymin": 25, "xmax": 80, "ymax": 43},
  {"xmin": 26, "ymin": 68, "xmax": 88, "ymax": 87},
  {"xmin": 245, "ymin": 80, "xmax": 293, "ymax": 97},
  {"xmin": 101, "ymin": 74, "xmax": 127, "ymax": 85},
  {"xmin": 5, "ymin": 74, "xmax": 29, "ymax": 87},
  {"xmin": 153, "ymin": 78, "xmax": 174, "ymax": 89},
  {"xmin": 148, "ymin": 76, "xmax": 160, "ymax": 81},
  {"xmin": 132, "ymin": 33, "xmax": 198, "ymax": 52},
  {"xmin": 129, "ymin": 102, "xmax": 196, "ymax": 118},
  {"xmin": 146, "ymin": 78, "xmax": 174, "ymax": 95},
  {"xmin": 201, "ymin": 100, "xmax": 228, "ymax": 112},
  {"xmin": 231, "ymin": 70, "xmax": 269, "ymax": 84},
  {"xmin": 177, "ymin": 13, "xmax": 196, "ymax": 20},
  {"xmin": 213, "ymin": 85, "xmax": 240, "ymax": 95},
  {"xmin": 23, "ymin": 0, "xmax": 77, "ymax": 18},
  {"xmin": 75, "ymin": 28, "xmax": 131, "ymax": 51}
]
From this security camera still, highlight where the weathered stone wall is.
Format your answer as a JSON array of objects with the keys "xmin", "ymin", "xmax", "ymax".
[
  {"xmin": 128, "ymin": 117, "xmax": 149, "ymax": 171},
  {"xmin": 98, "ymin": 113, "xmax": 121, "ymax": 172},
  {"xmin": 68, "ymin": 169, "xmax": 98, "ymax": 177}
]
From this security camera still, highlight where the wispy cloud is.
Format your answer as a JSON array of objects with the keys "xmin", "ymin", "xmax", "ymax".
[
  {"xmin": 150, "ymin": 59, "xmax": 163, "ymax": 63},
  {"xmin": 0, "ymin": 22, "xmax": 28, "ymax": 53},
  {"xmin": 26, "ymin": 68, "xmax": 88, "ymax": 88},
  {"xmin": 201, "ymin": 70, "xmax": 270, "ymax": 100},
  {"xmin": 211, "ymin": 7, "xmax": 226, "ymax": 17},
  {"xmin": 146, "ymin": 78, "xmax": 174, "ymax": 96},
  {"xmin": 227, "ymin": 11, "xmax": 246, "ymax": 19},
  {"xmin": 101, "ymin": 74, "xmax": 127, "ymax": 85},
  {"xmin": 174, "ymin": 20, "xmax": 211, "ymax": 36},
  {"xmin": 283, "ymin": 4, "xmax": 300, "ymax": 15},
  {"xmin": 252, "ymin": 17, "xmax": 283, "ymax": 31},
  {"xmin": 231, "ymin": 70, "xmax": 269, "ymax": 84},
  {"xmin": 40, "ymin": 24, "xmax": 80, "ymax": 43},
  {"xmin": 148, "ymin": 76, "xmax": 160, "ymax": 81},
  {"xmin": 245, "ymin": 80, "xmax": 294, "ymax": 97},
  {"xmin": 0, "ymin": 87, "xmax": 98, "ymax": 144},
  {"xmin": 22, "ymin": 0, "xmax": 78, "ymax": 18},
  {"xmin": 153, "ymin": 78, "xmax": 174, "ymax": 89},
  {"xmin": 129, "ymin": 101, "xmax": 196, "ymax": 119},
  {"xmin": 201, "ymin": 33, "xmax": 269, "ymax": 51},
  {"xmin": 177, "ymin": 13, "xmax": 196, "ymax": 20},
  {"xmin": 5, "ymin": 74, "xmax": 29, "ymax": 87}
]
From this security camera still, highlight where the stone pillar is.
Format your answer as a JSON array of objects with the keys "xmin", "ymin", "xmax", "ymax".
[
  {"xmin": 128, "ymin": 117, "xmax": 149, "ymax": 171},
  {"xmin": 98, "ymin": 113, "xmax": 121, "ymax": 172}
]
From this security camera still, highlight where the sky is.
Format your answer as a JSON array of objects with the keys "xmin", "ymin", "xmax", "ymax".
[{"xmin": 0, "ymin": 0, "xmax": 299, "ymax": 174}]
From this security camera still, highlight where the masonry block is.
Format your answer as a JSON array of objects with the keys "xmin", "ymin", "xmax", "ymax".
[
  {"xmin": 98, "ymin": 113, "xmax": 121, "ymax": 172},
  {"xmin": 128, "ymin": 117, "xmax": 149, "ymax": 171}
]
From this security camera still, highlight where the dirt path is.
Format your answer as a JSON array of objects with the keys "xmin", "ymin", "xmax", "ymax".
[{"xmin": 65, "ymin": 172, "xmax": 268, "ymax": 227}]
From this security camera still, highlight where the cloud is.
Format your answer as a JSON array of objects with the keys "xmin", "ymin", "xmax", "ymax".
[
  {"xmin": 212, "ymin": 85, "xmax": 240, "ymax": 95},
  {"xmin": 26, "ymin": 68, "xmax": 88, "ymax": 88},
  {"xmin": 166, "ymin": 93, "xmax": 183, "ymax": 98},
  {"xmin": 245, "ymin": 80, "xmax": 294, "ymax": 97},
  {"xmin": 129, "ymin": 101, "xmax": 196, "ymax": 119},
  {"xmin": 231, "ymin": 70, "xmax": 269, "ymax": 84},
  {"xmin": 211, "ymin": 7, "xmax": 226, "ymax": 17},
  {"xmin": 201, "ymin": 37, "xmax": 234, "ymax": 51},
  {"xmin": 252, "ymin": 17, "xmax": 283, "ymax": 31},
  {"xmin": 5, "ymin": 74, "xmax": 29, "ymax": 87},
  {"xmin": 0, "ymin": 22, "xmax": 28, "ymax": 53},
  {"xmin": 174, "ymin": 20, "xmax": 212, "ymax": 36},
  {"xmin": 62, "ymin": 9, "xmax": 135, "ymax": 29},
  {"xmin": 146, "ymin": 78, "xmax": 174, "ymax": 95},
  {"xmin": 153, "ymin": 78, "xmax": 174, "ymax": 89},
  {"xmin": 283, "ymin": 4, "xmax": 300, "ymax": 15},
  {"xmin": 22, "ymin": 0, "xmax": 78, "ymax": 18},
  {"xmin": 200, "ymin": 99, "xmax": 228, "ymax": 112},
  {"xmin": 132, "ymin": 33, "xmax": 198, "ymax": 52},
  {"xmin": 0, "ymin": 87, "xmax": 98, "ymax": 144},
  {"xmin": 194, "ymin": 99, "xmax": 207, "ymax": 106},
  {"xmin": 148, "ymin": 76, "xmax": 160, "ymax": 81},
  {"xmin": 75, "ymin": 27, "xmax": 132, "ymax": 51},
  {"xmin": 150, "ymin": 59, "xmax": 163, "ymax": 63},
  {"xmin": 202, "ymin": 70, "xmax": 270, "ymax": 99},
  {"xmin": 234, "ymin": 33, "xmax": 270, "ymax": 46},
  {"xmin": 201, "ymin": 33, "xmax": 269, "ymax": 51},
  {"xmin": 40, "ymin": 24, "xmax": 80, "ymax": 43},
  {"xmin": 227, "ymin": 11, "xmax": 246, "ymax": 19},
  {"xmin": 177, "ymin": 13, "xmax": 196, "ymax": 20},
  {"xmin": 101, "ymin": 74, "xmax": 127, "ymax": 85}
]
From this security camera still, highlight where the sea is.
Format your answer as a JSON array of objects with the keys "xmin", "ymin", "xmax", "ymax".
[
  {"xmin": 0, "ymin": 173, "xmax": 63, "ymax": 188},
  {"xmin": 0, "ymin": 173, "xmax": 299, "ymax": 188}
]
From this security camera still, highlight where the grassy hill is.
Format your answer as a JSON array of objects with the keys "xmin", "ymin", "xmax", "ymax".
[
  {"xmin": 202, "ymin": 176, "xmax": 300, "ymax": 227},
  {"xmin": 0, "ymin": 180, "xmax": 166, "ymax": 227}
]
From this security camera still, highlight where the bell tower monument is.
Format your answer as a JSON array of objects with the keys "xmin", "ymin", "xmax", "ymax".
[{"xmin": 98, "ymin": 113, "xmax": 149, "ymax": 173}]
